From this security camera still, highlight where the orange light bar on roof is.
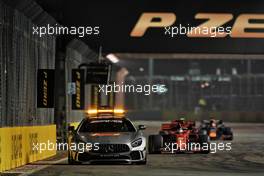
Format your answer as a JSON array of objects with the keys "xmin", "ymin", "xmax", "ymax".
[
  {"xmin": 88, "ymin": 116, "xmax": 124, "ymax": 119},
  {"xmin": 87, "ymin": 109, "xmax": 98, "ymax": 114},
  {"xmin": 86, "ymin": 108, "xmax": 125, "ymax": 116},
  {"xmin": 113, "ymin": 109, "xmax": 125, "ymax": 114}
]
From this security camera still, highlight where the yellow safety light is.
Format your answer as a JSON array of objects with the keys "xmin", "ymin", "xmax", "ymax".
[
  {"xmin": 87, "ymin": 109, "xmax": 98, "ymax": 115},
  {"xmin": 98, "ymin": 109, "xmax": 113, "ymax": 113},
  {"xmin": 113, "ymin": 109, "xmax": 125, "ymax": 114},
  {"xmin": 86, "ymin": 108, "xmax": 125, "ymax": 116}
]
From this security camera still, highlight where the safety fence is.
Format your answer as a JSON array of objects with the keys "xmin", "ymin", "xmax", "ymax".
[
  {"xmin": 125, "ymin": 75, "xmax": 264, "ymax": 122},
  {"xmin": 125, "ymin": 75, "xmax": 264, "ymax": 112},
  {"xmin": 0, "ymin": 1, "xmax": 56, "ymax": 127},
  {"xmin": 0, "ymin": 0, "xmax": 58, "ymax": 172},
  {"xmin": 0, "ymin": 125, "xmax": 56, "ymax": 172}
]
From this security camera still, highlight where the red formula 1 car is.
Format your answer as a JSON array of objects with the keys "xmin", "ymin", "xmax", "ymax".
[{"xmin": 148, "ymin": 119, "xmax": 210, "ymax": 154}]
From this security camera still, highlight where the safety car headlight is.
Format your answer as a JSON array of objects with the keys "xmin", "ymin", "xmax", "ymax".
[{"xmin": 131, "ymin": 138, "xmax": 142, "ymax": 148}]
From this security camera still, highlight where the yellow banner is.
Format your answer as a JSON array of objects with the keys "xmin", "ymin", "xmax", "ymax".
[{"xmin": 0, "ymin": 125, "xmax": 56, "ymax": 172}]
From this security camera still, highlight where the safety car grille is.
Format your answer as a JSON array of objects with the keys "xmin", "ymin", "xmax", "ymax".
[{"xmin": 93, "ymin": 144, "xmax": 130, "ymax": 153}]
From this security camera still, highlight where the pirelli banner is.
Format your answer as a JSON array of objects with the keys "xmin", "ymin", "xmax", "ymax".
[
  {"xmin": 37, "ymin": 69, "xmax": 54, "ymax": 108},
  {"xmin": 62, "ymin": 0, "xmax": 264, "ymax": 54},
  {"xmin": 72, "ymin": 69, "xmax": 85, "ymax": 110}
]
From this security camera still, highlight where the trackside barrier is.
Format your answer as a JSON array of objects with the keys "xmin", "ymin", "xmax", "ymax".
[{"xmin": 0, "ymin": 125, "xmax": 56, "ymax": 172}]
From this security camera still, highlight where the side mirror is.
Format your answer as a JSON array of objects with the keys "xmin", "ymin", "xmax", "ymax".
[
  {"xmin": 138, "ymin": 125, "xmax": 146, "ymax": 130},
  {"xmin": 68, "ymin": 125, "xmax": 75, "ymax": 132}
]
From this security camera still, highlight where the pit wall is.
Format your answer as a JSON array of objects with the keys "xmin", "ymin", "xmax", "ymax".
[{"xmin": 0, "ymin": 125, "xmax": 56, "ymax": 172}]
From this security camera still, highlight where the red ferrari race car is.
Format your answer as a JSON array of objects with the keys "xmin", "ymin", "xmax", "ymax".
[
  {"xmin": 200, "ymin": 119, "xmax": 233, "ymax": 140},
  {"xmin": 148, "ymin": 119, "xmax": 210, "ymax": 154}
]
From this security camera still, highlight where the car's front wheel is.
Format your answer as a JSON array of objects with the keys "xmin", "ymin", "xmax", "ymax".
[
  {"xmin": 199, "ymin": 134, "xmax": 210, "ymax": 154},
  {"xmin": 148, "ymin": 135, "xmax": 162, "ymax": 154}
]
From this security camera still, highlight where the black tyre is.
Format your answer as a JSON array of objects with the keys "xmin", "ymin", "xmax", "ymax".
[
  {"xmin": 225, "ymin": 133, "xmax": 233, "ymax": 140},
  {"xmin": 199, "ymin": 134, "xmax": 210, "ymax": 154},
  {"xmin": 230, "ymin": 133, "xmax": 233, "ymax": 140},
  {"xmin": 224, "ymin": 127, "xmax": 232, "ymax": 134},
  {"xmin": 223, "ymin": 127, "xmax": 233, "ymax": 140},
  {"xmin": 148, "ymin": 135, "xmax": 163, "ymax": 154}
]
